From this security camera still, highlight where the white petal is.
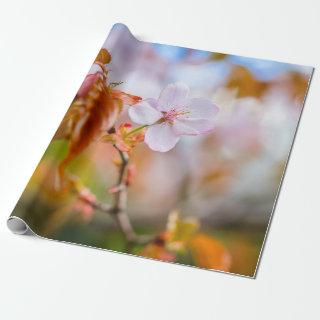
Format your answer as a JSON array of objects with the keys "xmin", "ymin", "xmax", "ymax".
[
  {"xmin": 172, "ymin": 118, "xmax": 215, "ymax": 135},
  {"xmin": 158, "ymin": 82, "xmax": 189, "ymax": 111},
  {"xmin": 145, "ymin": 123, "xmax": 180, "ymax": 152},
  {"xmin": 128, "ymin": 99, "xmax": 162, "ymax": 125},
  {"xmin": 186, "ymin": 98, "xmax": 219, "ymax": 118}
]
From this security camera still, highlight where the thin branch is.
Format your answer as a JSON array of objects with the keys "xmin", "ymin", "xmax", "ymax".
[{"xmin": 80, "ymin": 145, "xmax": 154, "ymax": 247}]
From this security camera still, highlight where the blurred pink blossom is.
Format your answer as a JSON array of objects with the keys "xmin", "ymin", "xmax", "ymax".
[
  {"xmin": 77, "ymin": 64, "xmax": 103, "ymax": 97},
  {"xmin": 73, "ymin": 188, "xmax": 97, "ymax": 221},
  {"xmin": 128, "ymin": 82, "xmax": 219, "ymax": 152}
]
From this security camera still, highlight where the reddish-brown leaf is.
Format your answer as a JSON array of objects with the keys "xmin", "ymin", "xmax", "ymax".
[
  {"xmin": 111, "ymin": 90, "xmax": 142, "ymax": 106},
  {"xmin": 57, "ymin": 77, "xmax": 120, "ymax": 183}
]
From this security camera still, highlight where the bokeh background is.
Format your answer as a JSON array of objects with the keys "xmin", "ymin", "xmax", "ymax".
[{"xmin": 11, "ymin": 24, "xmax": 313, "ymax": 277}]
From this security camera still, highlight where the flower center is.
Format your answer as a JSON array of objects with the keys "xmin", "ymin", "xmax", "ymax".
[{"xmin": 162, "ymin": 108, "xmax": 190, "ymax": 123}]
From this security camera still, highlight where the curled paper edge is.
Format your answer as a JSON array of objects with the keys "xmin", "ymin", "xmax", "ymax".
[
  {"xmin": 5, "ymin": 214, "xmax": 254, "ymax": 279},
  {"xmin": 7, "ymin": 216, "xmax": 33, "ymax": 235}
]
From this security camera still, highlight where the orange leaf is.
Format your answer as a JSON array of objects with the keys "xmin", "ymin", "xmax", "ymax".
[
  {"xmin": 140, "ymin": 242, "xmax": 176, "ymax": 262},
  {"xmin": 211, "ymin": 53, "xmax": 227, "ymax": 61},
  {"xmin": 111, "ymin": 89, "xmax": 141, "ymax": 106},
  {"xmin": 226, "ymin": 65, "xmax": 268, "ymax": 98},
  {"xmin": 188, "ymin": 233, "xmax": 231, "ymax": 272},
  {"xmin": 95, "ymin": 48, "xmax": 111, "ymax": 65}
]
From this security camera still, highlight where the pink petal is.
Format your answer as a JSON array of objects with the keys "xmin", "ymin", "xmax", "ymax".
[
  {"xmin": 186, "ymin": 98, "xmax": 219, "ymax": 119},
  {"xmin": 88, "ymin": 63, "xmax": 103, "ymax": 75},
  {"xmin": 158, "ymin": 82, "xmax": 189, "ymax": 111},
  {"xmin": 172, "ymin": 118, "xmax": 216, "ymax": 135},
  {"xmin": 145, "ymin": 123, "xmax": 180, "ymax": 152},
  {"xmin": 77, "ymin": 73, "xmax": 101, "ymax": 97},
  {"xmin": 128, "ymin": 99, "xmax": 162, "ymax": 125}
]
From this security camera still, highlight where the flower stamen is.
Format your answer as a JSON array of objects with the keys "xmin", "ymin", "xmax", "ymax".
[{"xmin": 162, "ymin": 108, "xmax": 190, "ymax": 123}]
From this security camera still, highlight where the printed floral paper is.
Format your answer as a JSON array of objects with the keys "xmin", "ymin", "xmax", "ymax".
[{"xmin": 8, "ymin": 23, "xmax": 313, "ymax": 277}]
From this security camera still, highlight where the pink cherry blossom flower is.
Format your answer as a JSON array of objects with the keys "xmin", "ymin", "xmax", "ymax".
[{"xmin": 128, "ymin": 82, "xmax": 219, "ymax": 152}]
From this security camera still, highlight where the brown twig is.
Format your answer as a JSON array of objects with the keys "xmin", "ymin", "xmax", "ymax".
[
  {"xmin": 81, "ymin": 145, "xmax": 154, "ymax": 249},
  {"xmin": 111, "ymin": 145, "xmax": 137, "ymax": 244}
]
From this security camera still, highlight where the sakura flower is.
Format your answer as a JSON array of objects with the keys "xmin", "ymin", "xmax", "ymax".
[{"xmin": 128, "ymin": 82, "xmax": 219, "ymax": 152}]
